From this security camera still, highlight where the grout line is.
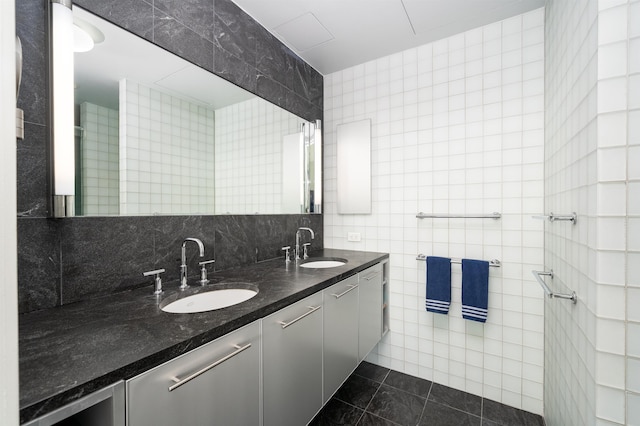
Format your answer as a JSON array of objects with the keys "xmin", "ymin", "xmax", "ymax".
[
  {"xmin": 416, "ymin": 381, "xmax": 433, "ymax": 425},
  {"xmin": 361, "ymin": 377, "xmax": 384, "ymax": 414},
  {"xmin": 353, "ymin": 408, "xmax": 366, "ymax": 426},
  {"xmin": 331, "ymin": 399, "xmax": 367, "ymax": 425},
  {"xmin": 356, "ymin": 370, "xmax": 389, "ymax": 423}
]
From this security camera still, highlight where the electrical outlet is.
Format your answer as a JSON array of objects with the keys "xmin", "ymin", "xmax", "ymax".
[{"xmin": 347, "ymin": 232, "xmax": 361, "ymax": 242}]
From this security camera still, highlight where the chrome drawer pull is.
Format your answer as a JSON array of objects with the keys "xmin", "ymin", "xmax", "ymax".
[
  {"xmin": 331, "ymin": 284, "xmax": 358, "ymax": 299},
  {"xmin": 168, "ymin": 343, "xmax": 252, "ymax": 392},
  {"xmin": 279, "ymin": 305, "xmax": 321, "ymax": 329},
  {"xmin": 363, "ymin": 271, "xmax": 380, "ymax": 281}
]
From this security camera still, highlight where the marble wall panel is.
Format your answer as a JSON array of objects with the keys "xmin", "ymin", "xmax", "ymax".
[{"xmin": 15, "ymin": 0, "xmax": 323, "ymax": 313}]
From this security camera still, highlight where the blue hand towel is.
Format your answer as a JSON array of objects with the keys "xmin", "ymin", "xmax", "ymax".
[
  {"xmin": 461, "ymin": 259, "xmax": 490, "ymax": 323},
  {"xmin": 425, "ymin": 256, "xmax": 451, "ymax": 314}
]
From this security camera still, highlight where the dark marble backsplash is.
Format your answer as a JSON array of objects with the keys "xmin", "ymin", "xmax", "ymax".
[
  {"xmin": 18, "ymin": 214, "xmax": 323, "ymax": 313},
  {"xmin": 15, "ymin": 0, "xmax": 324, "ymax": 314}
]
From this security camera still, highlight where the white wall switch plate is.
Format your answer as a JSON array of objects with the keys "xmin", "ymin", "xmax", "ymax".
[{"xmin": 347, "ymin": 232, "xmax": 361, "ymax": 242}]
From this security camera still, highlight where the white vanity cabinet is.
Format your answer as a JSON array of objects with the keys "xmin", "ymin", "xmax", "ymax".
[
  {"xmin": 126, "ymin": 321, "xmax": 261, "ymax": 426},
  {"xmin": 358, "ymin": 262, "xmax": 384, "ymax": 361},
  {"xmin": 322, "ymin": 274, "xmax": 359, "ymax": 403},
  {"xmin": 262, "ymin": 292, "xmax": 323, "ymax": 426}
]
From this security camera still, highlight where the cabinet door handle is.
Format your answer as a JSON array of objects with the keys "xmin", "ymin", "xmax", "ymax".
[
  {"xmin": 278, "ymin": 305, "xmax": 321, "ymax": 329},
  {"xmin": 363, "ymin": 271, "xmax": 380, "ymax": 281},
  {"xmin": 331, "ymin": 284, "xmax": 358, "ymax": 299},
  {"xmin": 168, "ymin": 343, "xmax": 252, "ymax": 392}
]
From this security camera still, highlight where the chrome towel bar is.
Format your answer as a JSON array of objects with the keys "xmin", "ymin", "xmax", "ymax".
[
  {"xmin": 532, "ymin": 212, "xmax": 577, "ymax": 224},
  {"xmin": 417, "ymin": 212, "xmax": 501, "ymax": 219},
  {"xmin": 531, "ymin": 270, "xmax": 577, "ymax": 304},
  {"xmin": 416, "ymin": 254, "xmax": 501, "ymax": 267}
]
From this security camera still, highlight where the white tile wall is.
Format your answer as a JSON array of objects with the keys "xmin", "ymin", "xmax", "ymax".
[
  {"xmin": 214, "ymin": 98, "xmax": 301, "ymax": 214},
  {"xmin": 629, "ymin": 1, "xmax": 640, "ymax": 418},
  {"xmin": 545, "ymin": 0, "xmax": 639, "ymax": 424},
  {"xmin": 324, "ymin": 8, "xmax": 545, "ymax": 415},
  {"xmin": 119, "ymin": 79, "xmax": 215, "ymax": 215},
  {"xmin": 544, "ymin": 0, "xmax": 599, "ymax": 423},
  {"xmin": 79, "ymin": 102, "xmax": 119, "ymax": 215}
]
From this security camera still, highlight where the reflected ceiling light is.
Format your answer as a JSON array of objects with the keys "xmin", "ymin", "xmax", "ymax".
[
  {"xmin": 73, "ymin": 24, "xmax": 93, "ymax": 52},
  {"xmin": 73, "ymin": 15, "xmax": 104, "ymax": 53},
  {"xmin": 51, "ymin": 0, "xmax": 75, "ymax": 216}
]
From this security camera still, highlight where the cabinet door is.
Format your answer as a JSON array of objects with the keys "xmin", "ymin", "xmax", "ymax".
[
  {"xmin": 262, "ymin": 292, "xmax": 323, "ymax": 426},
  {"xmin": 127, "ymin": 321, "xmax": 260, "ymax": 426},
  {"xmin": 358, "ymin": 263, "xmax": 383, "ymax": 361},
  {"xmin": 323, "ymin": 274, "xmax": 359, "ymax": 403}
]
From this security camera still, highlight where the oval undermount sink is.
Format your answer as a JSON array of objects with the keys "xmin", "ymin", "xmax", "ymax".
[
  {"xmin": 161, "ymin": 287, "xmax": 258, "ymax": 314},
  {"xmin": 299, "ymin": 258, "xmax": 348, "ymax": 269}
]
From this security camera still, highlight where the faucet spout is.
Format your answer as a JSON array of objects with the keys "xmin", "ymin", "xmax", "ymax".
[
  {"xmin": 295, "ymin": 227, "xmax": 315, "ymax": 261},
  {"xmin": 299, "ymin": 227, "xmax": 315, "ymax": 239},
  {"xmin": 183, "ymin": 237, "xmax": 205, "ymax": 256},
  {"xmin": 180, "ymin": 238, "xmax": 205, "ymax": 290}
]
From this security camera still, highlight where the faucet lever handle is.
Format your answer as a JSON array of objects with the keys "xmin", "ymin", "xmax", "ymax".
[
  {"xmin": 198, "ymin": 260, "xmax": 214, "ymax": 286},
  {"xmin": 281, "ymin": 246, "xmax": 291, "ymax": 263},
  {"xmin": 143, "ymin": 269, "xmax": 165, "ymax": 295},
  {"xmin": 302, "ymin": 243, "xmax": 311, "ymax": 259}
]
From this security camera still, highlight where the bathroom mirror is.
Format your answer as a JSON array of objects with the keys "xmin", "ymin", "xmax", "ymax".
[{"xmin": 67, "ymin": 6, "xmax": 321, "ymax": 216}]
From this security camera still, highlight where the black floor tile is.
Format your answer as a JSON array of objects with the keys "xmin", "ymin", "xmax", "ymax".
[
  {"xmin": 357, "ymin": 412, "xmax": 402, "ymax": 426},
  {"xmin": 354, "ymin": 361, "xmax": 390, "ymax": 383},
  {"xmin": 320, "ymin": 363, "xmax": 545, "ymax": 426},
  {"xmin": 383, "ymin": 370, "xmax": 432, "ymax": 397},
  {"xmin": 366, "ymin": 384, "xmax": 426, "ymax": 426},
  {"xmin": 482, "ymin": 399, "xmax": 545, "ymax": 426},
  {"xmin": 335, "ymin": 374, "xmax": 381, "ymax": 409},
  {"xmin": 310, "ymin": 398, "xmax": 365, "ymax": 426},
  {"xmin": 420, "ymin": 400, "xmax": 481, "ymax": 426},
  {"xmin": 428, "ymin": 383, "xmax": 482, "ymax": 416}
]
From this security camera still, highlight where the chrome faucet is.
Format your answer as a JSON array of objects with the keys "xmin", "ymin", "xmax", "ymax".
[
  {"xmin": 180, "ymin": 238, "xmax": 205, "ymax": 290},
  {"xmin": 295, "ymin": 227, "xmax": 315, "ymax": 261}
]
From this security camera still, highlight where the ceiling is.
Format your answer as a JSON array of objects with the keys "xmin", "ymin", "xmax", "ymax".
[{"xmin": 232, "ymin": 0, "xmax": 545, "ymax": 75}]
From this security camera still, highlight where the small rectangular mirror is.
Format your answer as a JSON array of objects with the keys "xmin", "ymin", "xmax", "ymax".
[{"xmin": 336, "ymin": 119, "xmax": 371, "ymax": 214}]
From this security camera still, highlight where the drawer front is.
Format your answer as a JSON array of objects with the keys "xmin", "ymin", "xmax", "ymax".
[
  {"xmin": 127, "ymin": 321, "xmax": 260, "ymax": 426},
  {"xmin": 262, "ymin": 292, "xmax": 323, "ymax": 426},
  {"xmin": 323, "ymin": 274, "xmax": 359, "ymax": 402}
]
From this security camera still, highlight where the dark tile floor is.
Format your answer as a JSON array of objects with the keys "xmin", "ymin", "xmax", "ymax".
[{"xmin": 310, "ymin": 361, "xmax": 545, "ymax": 426}]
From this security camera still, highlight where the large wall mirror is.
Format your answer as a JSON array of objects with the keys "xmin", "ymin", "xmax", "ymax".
[{"xmin": 64, "ymin": 6, "xmax": 321, "ymax": 216}]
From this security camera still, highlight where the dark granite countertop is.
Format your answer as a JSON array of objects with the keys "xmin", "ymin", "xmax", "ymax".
[{"xmin": 19, "ymin": 248, "xmax": 388, "ymax": 423}]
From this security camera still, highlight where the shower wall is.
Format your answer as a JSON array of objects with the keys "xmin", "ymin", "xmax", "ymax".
[{"xmin": 544, "ymin": 0, "xmax": 639, "ymax": 424}]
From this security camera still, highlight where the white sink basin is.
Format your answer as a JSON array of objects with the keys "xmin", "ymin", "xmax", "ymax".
[
  {"xmin": 161, "ymin": 288, "xmax": 258, "ymax": 314},
  {"xmin": 299, "ymin": 258, "xmax": 347, "ymax": 269}
]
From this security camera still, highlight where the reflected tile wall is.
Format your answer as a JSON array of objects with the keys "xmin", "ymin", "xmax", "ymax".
[{"xmin": 214, "ymin": 98, "xmax": 301, "ymax": 215}]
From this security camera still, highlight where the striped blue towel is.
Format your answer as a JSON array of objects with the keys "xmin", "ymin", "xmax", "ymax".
[
  {"xmin": 425, "ymin": 256, "xmax": 451, "ymax": 314},
  {"xmin": 461, "ymin": 259, "xmax": 490, "ymax": 323}
]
